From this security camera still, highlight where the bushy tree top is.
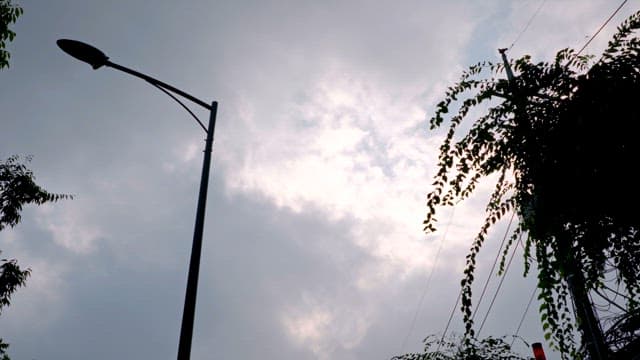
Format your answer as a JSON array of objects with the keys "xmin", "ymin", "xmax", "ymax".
[{"xmin": 422, "ymin": 10, "xmax": 640, "ymax": 359}]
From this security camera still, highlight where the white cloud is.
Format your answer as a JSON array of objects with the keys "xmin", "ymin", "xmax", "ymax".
[
  {"xmin": 281, "ymin": 289, "xmax": 377, "ymax": 359},
  {"xmin": 223, "ymin": 69, "xmax": 440, "ymax": 271},
  {"xmin": 162, "ymin": 140, "xmax": 202, "ymax": 173},
  {"xmin": 0, "ymin": 248, "xmax": 69, "ymax": 332},
  {"xmin": 35, "ymin": 202, "xmax": 104, "ymax": 255}
]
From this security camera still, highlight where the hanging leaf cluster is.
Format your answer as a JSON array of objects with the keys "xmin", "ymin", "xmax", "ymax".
[
  {"xmin": 0, "ymin": 0, "xmax": 23, "ymax": 69},
  {"xmin": 423, "ymin": 10, "xmax": 640, "ymax": 358},
  {"xmin": 1, "ymin": 155, "xmax": 72, "ymax": 231}
]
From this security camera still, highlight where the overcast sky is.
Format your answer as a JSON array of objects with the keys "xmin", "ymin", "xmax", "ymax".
[{"xmin": 1, "ymin": 1, "xmax": 636, "ymax": 359}]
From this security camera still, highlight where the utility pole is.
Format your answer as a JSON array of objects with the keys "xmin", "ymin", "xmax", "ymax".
[
  {"xmin": 558, "ymin": 237, "xmax": 608, "ymax": 359},
  {"xmin": 498, "ymin": 48, "xmax": 608, "ymax": 360}
]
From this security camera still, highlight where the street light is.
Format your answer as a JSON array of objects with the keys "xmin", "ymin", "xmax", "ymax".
[{"xmin": 57, "ymin": 39, "xmax": 216, "ymax": 360}]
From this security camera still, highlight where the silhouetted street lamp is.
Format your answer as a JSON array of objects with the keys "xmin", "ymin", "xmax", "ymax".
[{"xmin": 57, "ymin": 39, "xmax": 216, "ymax": 360}]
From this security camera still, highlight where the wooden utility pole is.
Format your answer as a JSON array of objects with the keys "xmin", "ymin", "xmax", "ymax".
[
  {"xmin": 498, "ymin": 49, "xmax": 608, "ymax": 360},
  {"xmin": 558, "ymin": 237, "xmax": 608, "ymax": 359}
]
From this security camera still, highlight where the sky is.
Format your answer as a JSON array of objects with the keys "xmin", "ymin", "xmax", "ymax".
[{"xmin": 1, "ymin": 1, "xmax": 637, "ymax": 359}]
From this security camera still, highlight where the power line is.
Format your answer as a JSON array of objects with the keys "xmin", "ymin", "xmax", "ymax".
[
  {"xmin": 435, "ymin": 211, "xmax": 518, "ymax": 351},
  {"xmin": 477, "ymin": 231, "xmax": 523, "ymax": 337},
  {"xmin": 471, "ymin": 212, "xmax": 516, "ymax": 323},
  {"xmin": 509, "ymin": 0, "xmax": 548, "ymax": 51},
  {"xmin": 435, "ymin": 212, "xmax": 515, "ymax": 352},
  {"xmin": 511, "ymin": 286, "xmax": 537, "ymax": 346},
  {"xmin": 436, "ymin": 287, "xmax": 462, "ymax": 353},
  {"xmin": 576, "ymin": 0, "xmax": 629, "ymax": 56},
  {"xmin": 399, "ymin": 207, "xmax": 457, "ymax": 353}
]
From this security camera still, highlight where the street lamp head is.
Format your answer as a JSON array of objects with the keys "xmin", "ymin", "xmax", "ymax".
[{"xmin": 57, "ymin": 39, "xmax": 109, "ymax": 69}]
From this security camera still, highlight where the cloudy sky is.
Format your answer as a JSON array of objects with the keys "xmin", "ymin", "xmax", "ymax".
[{"xmin": 1, "ymin": 1, "xmax": 636, "ymax": 359}]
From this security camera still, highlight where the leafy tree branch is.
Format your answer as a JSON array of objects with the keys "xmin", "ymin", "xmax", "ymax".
[{"xmin": 422, "ymin": 10, "xmax": 640, "ymax": 359}]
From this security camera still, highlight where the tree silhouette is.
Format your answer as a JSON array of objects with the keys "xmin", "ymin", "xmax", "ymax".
[
  {"xmin": 392, "ymin": 334, "xmax": 527, "ymax": 360},
  {"xmin": 0, "ymin": 156, "xmax": 71, "ymax": 359},
  {"xmin": 421, "ymin": 10, "xmax": 640, "ymax": 360},
  {"xmin": 1, "ymin": 2, "xmax": 26, "ymax": 358},
  {"xmin": 0, "ymin": 0, "xmax": 23, "ymax": 69}
]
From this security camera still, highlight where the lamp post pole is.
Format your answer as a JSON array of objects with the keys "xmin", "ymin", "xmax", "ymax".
[
  {"xmin": 178, "ymin": 101, "xmax": 216, "ymax": 360},
  {"xmin": 57, "ymin": 39, "xmax": 216, "ymax": 360}
]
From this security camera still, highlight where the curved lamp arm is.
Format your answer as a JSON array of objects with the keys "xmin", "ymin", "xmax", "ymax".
[{"xmin": 56, "ymin": 39, "xmax": 213, "ymax": 127}]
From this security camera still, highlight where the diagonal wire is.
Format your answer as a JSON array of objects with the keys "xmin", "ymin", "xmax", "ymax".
[
  {"xmin": 436, "ymin": 287, "xmax": 462, "ymax": 353},
  {"xmin": 477, "ymin": 231, "xmax": 523, "ymax": 337},
  {"xmin": 511, "ymin": 285, "xmax": 537, "ymax": 346},
  {"xmin": 436, "ymin": 212, "xmax": 515, "ymax": 352},
  {"xmin": 576, "ymin": 0, "xmax": 629, "ymax": 56},
  {"xmin": 509, "ymin": 0, "xmax": 547, "ymax": 51},
  {"xmin": 471, "ymin": 211, "xmax": 516, "ymax": 322},
  {"xmin": 399, "ymin": 207, "xmax": 457, "ymax": 353},
  {"xmin": 148, "ymin": 81, "xmax": 208, "ymax": 133}
]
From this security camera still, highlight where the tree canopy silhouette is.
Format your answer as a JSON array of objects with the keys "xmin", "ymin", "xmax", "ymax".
[
  {"xmin": 422, "ymin": 10, "xmax": 640, "ymax": 359},
  {"xmin": 1, "ymin": 2, "xmax": 26, "ymax": 358},
  {"xmin": 0, "ymin": 156, "xmax": 71, "ymax": 359},
  {"xmin": 0, "ymin": 0, "xmax": 22, "ymax": 69},
  {"xmin": 393, "ymin": 334, "xmax": 527, "ymax": 360}
]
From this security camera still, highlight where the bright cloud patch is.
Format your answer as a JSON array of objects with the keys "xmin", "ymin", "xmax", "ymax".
[
  {"xmin": 282, "ymin": 291, "xmax": 374, "ymax": 359},
  {"xmin": 36, "ymin": 202, "xmax": 104, "ymax": 254},
  {"xmin": 224, "ymin": 67, "xmax": 503, "ymax": 280},
  {"xmin": 225, "ymin": 70, "xmax": 442, "ymax": 272}
]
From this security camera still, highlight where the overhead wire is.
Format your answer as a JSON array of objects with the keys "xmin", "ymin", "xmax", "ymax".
[
  {"xmin": 471, "ymin": 212, "xmax": 516, "ymax": 323},
  {"xmin": 511, "ymin": 286, "xmax": 538, "ymax": 346},
  {"xmin": 603, "ymin": 283, "xmax": 632, "ymax": 301},
  {"xmin": 576, "ymin": 0, "xmax": 630, "ymax": 56},
  {"xmin": 399, "ymin": 207, "xmax": 457, "ymax": 354},
  {"xmin": 436, "ymin": 212, "xmax": 517, "ymax": 351},
  {"xmin": 477, "ymin": 231, "xmax": 523, "ymax": 337},
  {"xmin": 508, "ymin": 0, "xmax": 548, "ymax": 51},
  {"xmin": 593, "ymin": 287, "xmax": 627, "ymax": 313},
  {"xmin": 436, "ymin": 287, "xmax": 462, "ymax": 353}
]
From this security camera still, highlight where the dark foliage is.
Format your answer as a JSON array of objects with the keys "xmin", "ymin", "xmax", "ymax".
[
  {"xmin": 0, "ymin": 155, "xmax": 72, "ymax": 231},
  {"xmin": 392, "ymin": 334, "xmax": 527, "ymax": 360},
  {"xmin": 0, "ymin": 0, "xmax": 22, "ymax": 69},
  {"xmin": 0, "ymin": 156, "xmax": 71, "ymax": 359},
  {"xmin": 422, "ymin": 10, "xmax": 640, "ymax": 359}
]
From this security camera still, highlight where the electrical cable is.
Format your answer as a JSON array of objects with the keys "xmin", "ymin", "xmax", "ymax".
[
  {"xmin": 576, "ymin": 0, "xmax": 629, "ymax": 56},
  {"xmin": 435, "ymin": 212, "xmax": 517, "ymax": 352},
  {"xmin": 594, "ymin": 288, "xmax": 627, "ymax": 313},
  {"xmin": 477, "ymin": 231, "xmax": 523, "ymax": 337},
  {"xmin": 435, "ymin": 213, "xmax": 515, "ymax": 352},
  {"xmin": 603, "ymin": 283, "xmax": 632, "ymax": 301},
  {"xmin": 436, "ymin": 288, "xmax": 462, "ymax": 353},
  {"xmin": 471, "ymin": 211, "xmax": 516, "ymax": 323},
  {"xmin": 511, "ymin": 285, "xmax": 537, "ymax": 346},
  {"xmin": 508, "ymin": 0, "xmax": 547, "ymax": 51},
  {"xmin": 399, "ymin": 207, "xmax": 457, "ymax": 353}
]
